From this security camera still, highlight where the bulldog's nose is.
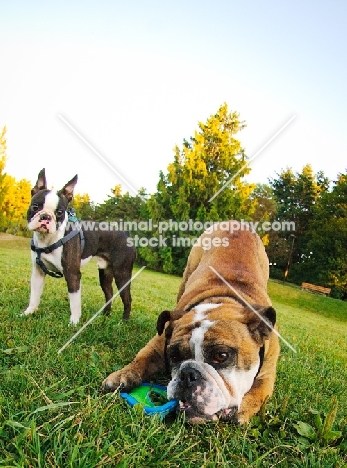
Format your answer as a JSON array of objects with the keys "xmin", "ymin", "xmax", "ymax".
[
  {"xmin": 179, "ymin": 367, "xmax": 201, "ymax": 387},
  {"xmin": 39, "ymin": 213, "xmax": 52, "ymax": 222}
]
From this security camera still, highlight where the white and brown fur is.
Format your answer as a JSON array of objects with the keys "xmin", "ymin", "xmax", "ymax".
[
  {"xmin": 102, "ymin": 222, "xmax": 280, "ymax": 423},
  {"xmin": 24, "ymin": 169, "xmax": 136, "ymax": 325}
]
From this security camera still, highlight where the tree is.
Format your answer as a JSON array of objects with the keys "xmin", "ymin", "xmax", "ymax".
[
  {"xmin": 270, "ymin": 165, "xmax": 328, "ymax": 234},
  {"xmin": 72, "ymin": 193, "xmax": 95, "ymax": 220},
  {"xmin": 94, "ymin": 185, "xmax": 148, "ymax": 222},
  {"xmin": 152, "ymin": 103, "xmax": 252, "ymax": 222},
  {"xmin": 0, "ymin": 126, "xmax": 32, "ymax": 233},
  {"xmin": 248, "ymin": 184, "xmax": 277, "ymax": 223},
  {"xmin": 305, "ymin": 172, "xmax": 347, "ymax": 298},
  {"xmin": 0, "ymin": 126, "xmax": 8, "ymax": 228},
  {"xmin": 144, "ymin": 103, "xmax": 254, "ymax": 274},
  {"xmin": 268, "ymin": 164, "xmax": 329, "ymax": 282}
]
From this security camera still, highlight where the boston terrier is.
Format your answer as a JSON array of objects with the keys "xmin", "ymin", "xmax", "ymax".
[{"xmin": 24, "ymin": 168, "xmax": 136, "ymax": 325}]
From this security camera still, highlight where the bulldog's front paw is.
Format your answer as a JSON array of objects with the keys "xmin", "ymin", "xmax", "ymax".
[
  {"xmin": 102, "ymin": 365, "xmax": 142, "ymax": 393},
  {"xmin": 236, "ymin": 411, "xmax": 250, "ymax": 425}
]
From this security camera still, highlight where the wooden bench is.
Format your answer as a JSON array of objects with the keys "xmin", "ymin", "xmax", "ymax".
[{"xmin": 301, "ymin": 282, "xmax": 331, "ymax": 296}]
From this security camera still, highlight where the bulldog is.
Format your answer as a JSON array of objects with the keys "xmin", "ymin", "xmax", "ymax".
[
  {"xmin": 24, "ymin": 168, "xmax": 136, "ymax": 325},
  {"xmin": 102, "ymin": 221, "xmax": 280, "ymax": 423}
]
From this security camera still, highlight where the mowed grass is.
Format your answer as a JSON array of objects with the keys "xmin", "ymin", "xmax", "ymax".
[{"xmin": 0, "ymin": 234, "xmax": 346, "ymax": 467}]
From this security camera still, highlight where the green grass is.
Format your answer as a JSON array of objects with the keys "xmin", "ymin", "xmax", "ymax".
[{"xmin": 0, "ymin": 234, "xmax": 346, "ymax": 467}]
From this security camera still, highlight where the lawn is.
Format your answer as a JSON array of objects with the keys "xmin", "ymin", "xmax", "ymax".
[{"xmin": 0, "ymin": 234, "xmax": 346, "ymax": 467}]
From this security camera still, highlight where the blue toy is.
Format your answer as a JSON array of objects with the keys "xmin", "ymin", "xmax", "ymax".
[{"xmin": 120, "ymin": 383, "xmax": 178, "ymax": 418}]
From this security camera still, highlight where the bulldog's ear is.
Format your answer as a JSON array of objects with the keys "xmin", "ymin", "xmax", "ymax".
[
  {"xmin": 247, "ymin": 306, "xmax": 276, "ymax": 344},
  {"xmin": 157, "ymin": 309, "xmax": 184, "ymax": 336},
  {"xmin": 58, "ymin": 175, "xmax": 78, "ymax": 202},
  {"xmin": 157, "ymin": 310, "xmax": 172, "ymax": 336},
  {"xmin": 31, "ymin": 168, "xmax": 47, "ymax": 196}
]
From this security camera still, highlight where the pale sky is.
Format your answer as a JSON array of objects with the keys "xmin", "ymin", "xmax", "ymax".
[{"xmin": 1, "ymin": 1, "xmax": 346, "ymax": 203}]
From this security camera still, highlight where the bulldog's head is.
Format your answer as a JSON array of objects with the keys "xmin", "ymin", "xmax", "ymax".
[
  {"xmin": 27, "ymin": 169, "xmax": 78, "ymax": 235},
  {"xmin": 157, "ymin": 303, "xmax": 276, "ymax": 423}
]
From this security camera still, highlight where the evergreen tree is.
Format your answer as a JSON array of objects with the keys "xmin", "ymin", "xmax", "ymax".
[
  {"xmin": 95, "ymin": 185, "xmax": 148, "ymax": 222},
  {"xmin": 305, "ymin": 173, "xmax": 347, "ymax": 298},
  {"xmin": 151, "ymin": 103, "xmax": 253, "ymax": 223},
  {"xmin": 269, "ymin": 164, "xmax": 329, "ymax": 282},
  {"xmin": 145, "ymin": 103, "xmax": 254, "ymax": 274},
  {"xmin": 72, "ymin": 193, "xmax": 95, "ymax": 220}
]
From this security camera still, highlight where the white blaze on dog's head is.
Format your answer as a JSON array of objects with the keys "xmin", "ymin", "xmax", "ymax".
[
  {"xmin": 43, "ymin": 191, "xmax": 60, "ymax": 213},
  {"xmin": 189, "ymin": 303, "xmax": 219, "ymax": 362}
]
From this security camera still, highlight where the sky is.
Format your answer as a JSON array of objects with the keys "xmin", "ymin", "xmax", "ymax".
[{"xmin": 1, "ymin": 0, "xmax": 347, "ymax": 203}]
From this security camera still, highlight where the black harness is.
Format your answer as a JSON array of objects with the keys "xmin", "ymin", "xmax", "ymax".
[{"xmin": 30, "ymin": 210, "xmax": 85, "ymax": 278}]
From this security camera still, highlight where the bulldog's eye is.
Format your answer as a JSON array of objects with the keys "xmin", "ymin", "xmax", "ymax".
[
  {"xmin": 56, "ymin": 209, "xmax": 64, "ymax": 217},
  {"xmin": 212, "ymin": 352, "xmax": 229, "ymax": 364},
  {"xmin": 32, "ymin": 203, "xmax": 40, "ymax": 212}
]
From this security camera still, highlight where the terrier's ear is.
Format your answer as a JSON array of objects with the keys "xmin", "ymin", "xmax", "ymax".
[
  {"xmin": 31, "ymin": 168, "xmax": 47, "ymax": 196},
  {"xmin": 58, "ymin": 175, "xmax": 78, "ymax": 202}
]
